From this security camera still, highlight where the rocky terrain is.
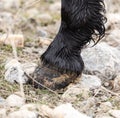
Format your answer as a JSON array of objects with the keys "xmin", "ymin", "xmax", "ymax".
[{"xmin": 0, "ymin": 0, "xmax": 120, "ymax": 118}]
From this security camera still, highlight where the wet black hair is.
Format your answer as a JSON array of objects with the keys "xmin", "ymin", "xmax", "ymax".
[{"xmin": 41, "ymin": 0, "xmax": 106, "ymax": 76}]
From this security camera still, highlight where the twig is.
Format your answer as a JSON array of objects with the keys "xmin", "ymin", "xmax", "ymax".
[{"xmin": 101, "ymin": 86, "xmax": 120, "ymax": 97}]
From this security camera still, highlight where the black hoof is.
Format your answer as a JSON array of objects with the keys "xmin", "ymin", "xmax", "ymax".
[{"xmin": 28, "ymin": 65, "xmax": 78, "ymax": 90}]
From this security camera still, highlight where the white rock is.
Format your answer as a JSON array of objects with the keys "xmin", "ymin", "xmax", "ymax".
[
  {"xmin": 96, "ymin": 115, "xmax": 113, "ymax": 118},
  {"xmin": 0, "ymin": 34, "xmax": 24, "ymax": 47},
  {"xmin": 105, "ymin": 0, "xmax": 120, "ymax": 13},
  {"xmin": 0, "ymin": 12, "xmax": 13, "ymax": 31},
  {"xmin": 106, "ymin": 13, "xmax": 120, "ymax": 30},
  {"xmin": 37, "ymin": 13, "xmax": 52, "ymax": 23},
  {"xmin": 53, "ymin": 103, "xmax": 91, "ymax": 118},
  {"xmin": 109, "ymin": 110, "xmax": 120, "ymax": 118},
  {"xmin": 26, "ymin": 8, "xmax": 39, "ymax": 18},
  {"xmin": 0, "ymin": 109, "xmax": 6, "ymax": 118},
  {"xmin": 105, "ymin": 29, "xmax": 120, "ymax": 47},
  {"xmin": 5, "ymin": 59, "xmax": 27, "ymax": 84},
  {"xmin": 20, "ymin": 104, "xmax": 38, "ymax": 111},
  {"xmin": 81, "ymin": 74, "xmax": 101, "ymax": 89},
  {"xmin": 62, "ymin": 85, "xmax": 89, "ymax": 102},
  {"xmin": 81, "ymin": 43, "xmax": 120, "ymax": 79},
  {"xmin": 22, "ymin": 63, "xmax": 37, "ymax": 75},
  {"xmin": 2, "ymin": 0, "xmax": 20, "ymax": 9},
  {"xmin": 8, "ymin": 109, "xmax": 38, "ymax": 118},
  {"xmin": 99, "ymin": 102, "xmax": 113, "ymax": 112},
  {"xmin": 6, "ymin": 94, "xmax": 25, "ymax": 107},
  {"xmin": 113, "ymin": 74, "xmax": 120, "ymax": 90},
  {"xmin": 0, "ymin": 97, "xmax": 6, "ymax": 107},
  {"xmin": 50, "ymin": 2, "xmax": 61, "ymax": 12}
]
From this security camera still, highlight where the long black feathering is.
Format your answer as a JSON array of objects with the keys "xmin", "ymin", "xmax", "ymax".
[{"xmin": 41, "ymin": 0, "xmax": 106, "ymax": 75}]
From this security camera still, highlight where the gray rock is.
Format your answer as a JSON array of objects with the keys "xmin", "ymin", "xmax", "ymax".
[
  {"xmin": 5, "ymin": 59, "xmax": 27, "ymax": 84},
  {"xmin": 36, "ymin": 27, "xmax": 48, "ymax": 37},
  {"xmin": 81, "ymin": 74, "xmax": 101, "ymax": 89},
  {"xmin": 81, "ymin": 43, "xmax": 120, "ymax": 79}
]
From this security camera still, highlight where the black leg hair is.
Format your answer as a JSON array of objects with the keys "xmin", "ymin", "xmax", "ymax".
[{"xmin": 41, "ymin": 0, "xmax": 106, "ymax": 76}]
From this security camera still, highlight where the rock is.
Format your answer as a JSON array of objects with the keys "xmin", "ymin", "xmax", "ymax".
[
  {"xmin": 39, "ymin": 37, "xmax": 52, "ymax": 47},
  {"xmin": 37, "ymin": 13, "xmax": 52, "ymax": 24},
  {"xmin": 0, "ymin": 34, "xmax": 24, "ymax": 47},
  {"xmin": 8, "ymin": 109, "xmax": 38, "ymax": 118},
  {"xmin": 5, "ymin": 59, "xmax": 27, "ymax": 84},
  {"xmin": 96, "ymin": 115, "xmax": 113, "ymax": 118},
  {"xmin": 6, "ymin": 93, "xmax": 25, "ymax": 107},
  {"xmin": 0, "ymin": 109, "xmax": 6, "ymax": 118},
  {"xmin": 113, "ymin": 74, "xmax": 120, "ymax": 90},
  {"xmin": 21, "ymin": 104, "xmax": 53, "ymax": 118},
  {"xmin": 1, "ymin": 0, "xmax": 20, "ymax": 9},
  {"xmin": 106, "ymin": 13, "xmax": 120, "ymax": 30},
  {"xmin": 22, "ymin": 63, "xmax": 37, "ymax": 75},
  {"xmin": 0, "ymin": 12, "xmax": 13, "ymax": 31},
  {"xmin": 26, "ymin": 8, "xmax": 39, "ymax": 18},
  {"xmin": 36, "ymin": 27, "xmax": 48, "ymax": 37},
  {"xmin": 80, "ymin": 74, "xmax": 101, "ymax": 89},
  {"xmin": 53, "ymin": 103, "xmax": 91, "ymax": 118},
  {"xmin": 99, "ymin": 102, "xmax": 113, "ymax": 112},
  {"xmin": 81, "ymin": 43, "xmax": 120, "ymax": 80},
  {"xmin": 38, "ymin": 105, "xmax": 53, "ymax": 117},
  {"xmin": 105, "ymin": 29, "xmax": 120, "ymax": 48},
  {"xmin": 0, "ymin": 97, "xmax": 6, "ymax": 107},
  {"xmin": 50, "ymin": 2, "xmax": 61, "ymax": 12},
  {"xmin": 105, "ymin": 0, "xmax": 120, "ymax": 13},
  {"xmin": 99, "ymin": 116, "xmax": 113, "ymax": 118},
  {"xmin": 20, "ymin": 104, "xmax": 38, "ymax": 111},
  {"xmin": 62, "ymin": 84, "xmax": 89, "ymax": 102},
  {"xmin": 109, "ymin": 110, "xmax": 120, "ymax": 118}
]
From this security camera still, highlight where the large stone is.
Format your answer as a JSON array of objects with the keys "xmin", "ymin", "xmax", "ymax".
[
  {"xmin": 106, "ymin": 13, "xmax": 120, "ymax": 30},
  {"xmin": 8, "ymin": 110, "xmax": 38, "ymax": 118},
  {"xmin": 81, "ymin": 43, "xmax": 120, "ymax": 80},
  {"xmin": 0, "ymin": 12, "xmax": 13, "ymax": 31},
  {"xmin": 1, "ymin": 0, "xmax": 20, "ymax": 9},
  {"xmin": 62, "ymin": 84, "xmax": 90, "ymax": 102},
  {"xmin": 80, "ymin": 74, "xmax": 101, "ymax": 89},
  {"xmin": 105, "ymin": 0, "xmax": 120, "ymax": 13},
  {"xmin": 0, "ymin": 97, "xmax": 6, "ymax": 106},
  {"xmin": 37, "ymin": 13, "xmax": 52, "ymax": 24},
  {"xmin": 0, "ymin": 34, "xmax": 24, "ymax": 47},
  {"xmin": 5, "ymin": 59, "xmax": 27, "ymax": 84},
  {"xmin": 50, "ymin": 2, "xmax": 61, "ymax": 12},
  {"xmin": 0, "ymin": 109, "xmax": 6, "ymax": 118},
  {"xmin": 53, "ymin": 103, "xmax": 91, "ymax": 118},
  {"xmin": 109, "ymin": 110, "xmax": 120, "ymax": 118},
  {"xmin": 6, "ymin": 93, "xmax": 25, "ymax": 107},
  {"xmin": 105, "ymin": 29, "xmax": 120, "ymax": 48}
]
